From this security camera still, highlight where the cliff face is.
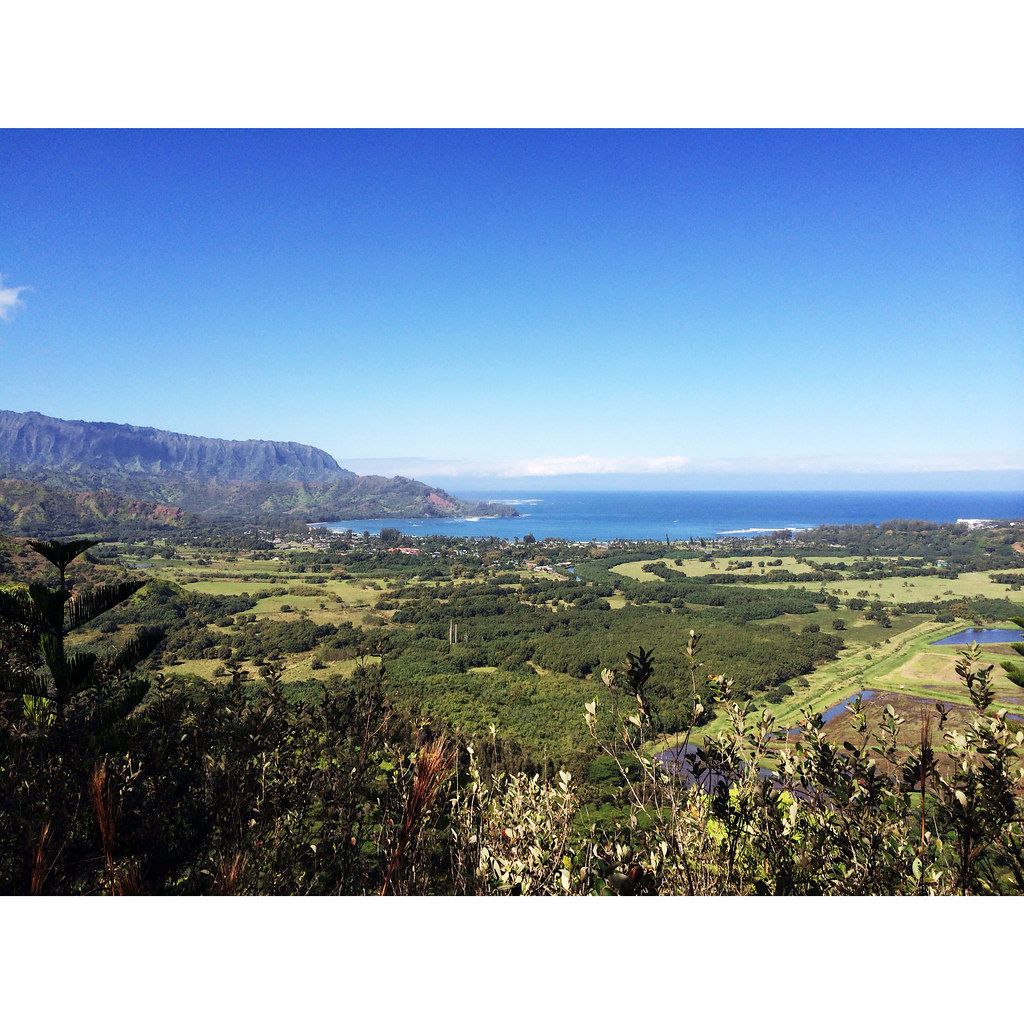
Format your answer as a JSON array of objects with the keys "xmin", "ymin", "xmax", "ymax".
[
  {"xmin": 0, "ymin": 410, "xmax": 519, "ymax": 525},
  {"xmin": 0, "ymin": 410, "xmax": 352, "ymax": 484}
]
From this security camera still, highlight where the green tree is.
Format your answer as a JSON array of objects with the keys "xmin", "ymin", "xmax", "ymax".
[{"xmin": 0, "ymin": 539, "xmax": 162, "ymax": 746}]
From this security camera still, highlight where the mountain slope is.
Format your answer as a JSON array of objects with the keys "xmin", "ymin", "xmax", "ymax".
[
  {"xmin": 0, "ymin": 410, "xmax": 517, "ymax": 524},
  {"xmin": 0, "ymin": 478, "xmax": 191, "ymax": 535},
  {"xmin": 0, "ymin": 409, "xmax": 351, "ymax": 483}
]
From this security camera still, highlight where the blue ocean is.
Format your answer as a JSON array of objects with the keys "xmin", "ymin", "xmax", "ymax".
[{"xmin": 314, "ymin": 490, "xmax": 1023, "ymax": 544}]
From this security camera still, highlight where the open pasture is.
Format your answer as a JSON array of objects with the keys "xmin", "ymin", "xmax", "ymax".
[
  {"xmin": 609, "ymin": 557, "xmax": 1023, "ymax": 604},
  {"xmin": 172, "ymin": 573, "xmax": 378, "ymax": 608},
  {"xmin": 757, "ymin": 568, "xmax": 1023, "ymax": 604},
  {"xmin": 609, "ymin": 556, "xmax": 809, "ymax": 581}
]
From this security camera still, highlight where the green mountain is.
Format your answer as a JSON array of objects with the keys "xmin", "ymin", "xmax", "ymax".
[
  {"xmin": 0, "ymin": 478, "xmax": 191, "ymax": 536},
  {"xmin": 0, "ymin": 410, "xmax": 517, "ymax": 525},
  {"xmin": 0, "ymin": 409, "xmax": 350, "ymax": 482}
]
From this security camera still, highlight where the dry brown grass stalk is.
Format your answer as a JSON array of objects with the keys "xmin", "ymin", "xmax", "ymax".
[
  {"xmin": 90, "ymin": 762, "xmax": 117, "ymax": 877},
  {"xmin": 89, "ymin": 760, "xmax": 142, "ymax": 893},
  {"xmin": 30, "ymin": 821, "xmax": 57, "ymax": 896},
  {"xmin": 112, "ymin": 862, "xmax": 142, "ymax": 896},
  {"xmin": 919, "ymin": 714, "xmax": 932, "ymax": 853},
  {"xmin": 214, "ymin": 851, "xmax": 248, "ymax": 895},
  {"xmin": 381, "ymin": 735, "xmax": 456, "ymax": 895}
]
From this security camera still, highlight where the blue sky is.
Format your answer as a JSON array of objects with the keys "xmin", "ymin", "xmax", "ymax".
[{"xmin": 1, "ymin": 129, "xmax": 1021, "ymax": 490}]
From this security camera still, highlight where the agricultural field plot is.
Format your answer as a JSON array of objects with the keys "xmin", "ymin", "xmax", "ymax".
[
  {"xmin": 755, "ymin": 569, "xmax": 1022, "ymax": 604},
  {"xmin": 609, "ymin": 556, "xmax": 810, "ymax": 581},
  {"xmin": 118, "ymin": 560, "xmax": 397, "ymax": 688},
  {"xmin": 741, "ymin": 622, "xmax": 1019, "ymax": 737},
  {"xmin": 681, "ymin": 615, "xmax": 1024, "ymax": 750},
  {"xmin": 609, "ymin": 557, "xmax": 1023, "ymax": 604}
]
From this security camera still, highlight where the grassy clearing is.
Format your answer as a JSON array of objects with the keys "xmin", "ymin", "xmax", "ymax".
[
  {"xmin": 321, "ymin": 579, "xmax": 378, "ymax": 604},
  {"xmin": 163, "ymin": 659, "xmax": 221, "ymax": 682},
  {"xmin": 609, "ymin": 557, "xmax": 1023, "ymax": 604},
  {"xmin": 608, "ymin": 561, "xmax": 662, "ymax": 581},
  {"xmin": 756, "ymin": 569, "xmax": 1022, "ymax": 602},
  {"xmin": 181, "ymin": 578, "xmax": 260, "ymax": 595},
  {"xmin": 163, "ymin": 654, "xmax": 361, "ymax": 687},
  {"xmin": 610, "ymin": 556, "xmax": 810, "ymax": 581},
  {"xmin": 171, "ymin": 574, "xmax": 377, "ymax": 608}
]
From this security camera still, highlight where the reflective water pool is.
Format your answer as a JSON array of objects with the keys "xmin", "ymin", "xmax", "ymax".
[{"xmin": 932, "ymin": 628, "xmax": 1024, "ymax": 646}]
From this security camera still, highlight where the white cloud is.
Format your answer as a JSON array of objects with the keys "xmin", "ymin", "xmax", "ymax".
[
  {"xmin": 339, "ymin": 451, "xmax": 1024, "ymax": 480},
  {"xmin": 341, "ymin": 455, "xmax": 694, "ymax": 478},
  {"xmin": 493, "ymin": 455, "xmax": 694, "ymax": 477},
  {"xmin": 0, "ymin": 275, "xmax": 29, "ymax": 322}
]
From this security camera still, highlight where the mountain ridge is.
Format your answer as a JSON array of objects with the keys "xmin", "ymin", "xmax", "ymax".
[
  {"xmin": 0, "ymin": 409, "xmax": 351, "ymax": 483},
  {"xmin": 0, "ymin": 410, "xmax": 518, "ymax": 525}
]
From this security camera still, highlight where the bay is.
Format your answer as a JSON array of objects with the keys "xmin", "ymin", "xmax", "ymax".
[{"xmin": 313, "ymin": 490, "xmax": 1023, "ymax": 544}]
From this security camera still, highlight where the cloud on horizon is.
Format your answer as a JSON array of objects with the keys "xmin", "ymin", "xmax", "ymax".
[
  {"xmin": 0, "ymin": 275, "xmax": 28, "ymax": 322},
  {"xmin": 340, "ymin": 451, "xmax": 1024, "ymax": 480}
]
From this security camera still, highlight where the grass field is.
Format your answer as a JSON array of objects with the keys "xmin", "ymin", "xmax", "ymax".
[
  {"xmin": 128, "ymin": 554, "xmax": 396, "ymax": 685},
  {"xmin": 609, "ymin": 557, "xmax": 1024, "ymax": 603},
  {"xmin": 610, "ymin": 555, "xmax": 810, "ymax": 581}
]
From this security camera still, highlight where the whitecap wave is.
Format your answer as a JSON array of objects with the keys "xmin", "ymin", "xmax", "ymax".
[{"xmin": 718, "ymin": 525, "xmax": 812, "ymax": 535}]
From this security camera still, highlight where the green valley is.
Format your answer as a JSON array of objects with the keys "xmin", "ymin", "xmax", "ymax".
[{"xmin": 2, "ymin": 515, "xmax": 1024, "ymax": 895}]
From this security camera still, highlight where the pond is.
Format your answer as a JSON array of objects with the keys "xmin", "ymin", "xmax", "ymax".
[
  {"xmin": 931, "ymin": 628, "xmax": 1024, "ymax": 646},
  {"xmin": 820, "ymin": 690, "xmax": 876, "ymax": 723}
]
